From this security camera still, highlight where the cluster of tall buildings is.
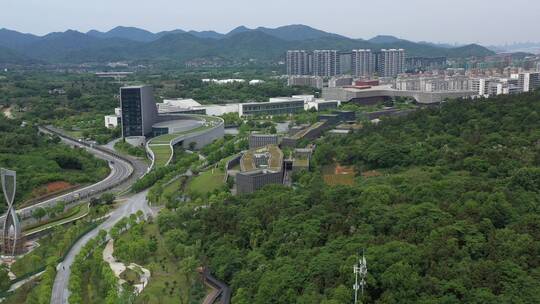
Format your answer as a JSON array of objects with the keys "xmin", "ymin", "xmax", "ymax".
[
  {"xmin": 287, "ymin": 49, "xmax": 406, "ymax": 78},
  {"xmin": 390, "ymin": 71, "xmax": 540, "ymax": 96}
]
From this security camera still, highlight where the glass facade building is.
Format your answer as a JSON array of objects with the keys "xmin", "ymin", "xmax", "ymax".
[{"xmin": 120, "ymin": 86, "xmax": 158, "ymax": 137}]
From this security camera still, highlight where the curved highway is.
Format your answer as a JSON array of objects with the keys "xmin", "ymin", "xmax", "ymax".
[{"xmin": 0, "ymin": 128, "xmax": 135, "ymax": 227}]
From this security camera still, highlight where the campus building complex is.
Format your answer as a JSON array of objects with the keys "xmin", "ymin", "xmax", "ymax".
[
  {"xmin": 236, "ymin": 145, "xmax": 284, "ymax": 194},
  {"xmin": 239, "ymin": 97, "xmax": 305, "ymax": 116},
  {"xmin": 116, "ymin": 85, "xmax": 225, "ymax": 167},
  {"xmin": 249, "ymin": 134, "xmax": 279, "ymax": 149}
]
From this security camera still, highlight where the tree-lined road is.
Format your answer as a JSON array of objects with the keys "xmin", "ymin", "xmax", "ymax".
[{"xmin": 50, "ymin": 190, "xmax": 154, "ymax": 304}]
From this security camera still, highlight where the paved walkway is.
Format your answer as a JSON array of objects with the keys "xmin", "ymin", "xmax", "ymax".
[{"xmin": 102, "ymin": 239, "xmax": 151, "ymax": 295}]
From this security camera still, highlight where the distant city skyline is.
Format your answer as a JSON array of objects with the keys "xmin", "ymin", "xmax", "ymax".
[{"xmin": 2, "ymin": 0, "xmax": 540, "ymax": 45}]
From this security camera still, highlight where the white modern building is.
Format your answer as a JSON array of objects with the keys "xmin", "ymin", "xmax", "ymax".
[
  {"xmin": 157, "ymin": 99, "xmax": 240, "ymax": 116},
  {"xmin": 249, "ymin": 80, "xmax": 265, "ymax": 85},
  {"xmin": 511, "ymin": 72, "xmax": 540, "ymax": 92},
  {"xmin": 202, "ymin": 79, "xmax": 246, "ymax": 84},
  {"xmin": 104, "ymin": 108, "xmax": 122, "ymax": 129},
  {"xmin": 305, "ymin": 99, "xmax": 341, "ymax": 111}
]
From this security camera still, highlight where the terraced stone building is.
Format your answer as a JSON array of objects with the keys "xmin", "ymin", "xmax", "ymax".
[{"xmin": 236, "ymin": 145, "xmax": 284, "ymax": 194}]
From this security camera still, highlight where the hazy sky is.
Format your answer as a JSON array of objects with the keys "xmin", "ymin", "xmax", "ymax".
[{"xmin": 2, "ymin": 0, "xmax": 539, "ymax": 45}]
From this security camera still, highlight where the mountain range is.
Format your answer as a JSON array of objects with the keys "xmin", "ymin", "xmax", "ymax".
[{"xmin": 0, "ymin": 25, "xmax": 496, "ymax": 65}]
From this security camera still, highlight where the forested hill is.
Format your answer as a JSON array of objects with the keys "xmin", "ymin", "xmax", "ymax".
[
  {"xmin": 158, "ymin": 92, "xmax": 540, "ymax": 303},
  {"xmin": 0, "ymin": 25, "xmax": 494, "ymax": 64}
]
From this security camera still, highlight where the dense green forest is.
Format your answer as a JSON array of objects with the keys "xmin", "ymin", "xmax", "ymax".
[
  {"xmin": 154, "ymin": 92, "xmax": 540, "ymax": 303},
  {"xmin": 154, "ymin": 78, "xmax": 317, "ymax": 103},
  {"xmin": 0, "ymin": 116, "xmax": 109, "ymax": 211}
]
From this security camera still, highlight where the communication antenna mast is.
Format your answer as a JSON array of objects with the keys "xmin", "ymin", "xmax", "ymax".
[{"xmin": 353, "ymin": 249, "xmax": 368, "ymax": 304}]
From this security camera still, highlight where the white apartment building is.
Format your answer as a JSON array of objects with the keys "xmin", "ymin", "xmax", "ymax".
[
  {"xmin": 104, "ymin": 108, "xmax": 122, "ymax": 129},
  {"xmin": 351, "ymin": 49, "xmax": 375, "ymax": 77},
  {"xmin": 378, "ymin": 49, "xmax": 405, "ymax": 77},
  {"xmin": 312, "ymin": 50, "xmax": 340, "ymax": 77},
  {"xmin": 287, "ymin": 50, "xmax": 311, "ymax": 76},
  {"xmin": 511, "ymin": 72, "xmax": 540, "ymax": 92}
]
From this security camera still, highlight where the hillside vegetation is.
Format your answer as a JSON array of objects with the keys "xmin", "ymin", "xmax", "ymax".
[
  {"xmin": 0, "ymin": 116, "xmax": 109, "ymax": 212},
  {"xmin": 0, "ymin": 25, "xmax": 494, "ymax": 64},
  {"xmin": 156, "ymin": 92, "xmax": 540, "ymax": 303}
]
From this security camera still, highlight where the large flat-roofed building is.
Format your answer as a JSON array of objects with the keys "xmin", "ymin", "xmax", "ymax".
[
  {"xmin": 157, "ymin": 98, "xmax": 240, "ymax": 116},
  {"xmin": 329, "ymin": 76, "xmax": 353, "ymax": 88},
  {"xmin": 323, "ymin": 85, "xmax": 475, "ymax": 104},
  {"xmin": 306, "ymin": 100, "xmax": 340, "ymax": 111},
  {"xmin": 120, "ymin": 85, "xmax": 158, "ymax": 137},
  {"xmin": 288, "ymin": 75, "xmax": 323, "ymax": 89},
  {"xmin": 239, "ymin": 98, "xmax": 305, "ymax": 116},
  {"xmin": 236, "ymin": 145, "xmax": 284, "ymax": 194},
  {"xmin": 249, "ymin": 133, "xmax": 279, "ymax": 149}
]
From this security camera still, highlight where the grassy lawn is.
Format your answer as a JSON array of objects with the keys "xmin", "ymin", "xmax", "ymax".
[
  {"xmin": 115, "ymin": 224, "xmax": 206, "ymax": 304},
  {"xmin": 150, "ymin": 125, "xmax": 210, "ymax": 144},
  {"xmin": 64, "ymin": 130, "xmax": 84, "ymax": 139},
  {"xmin": 187, "ymin": 169, "xmax": 225, "ymax": 196},
  {"xmin": 149, "ymin": 145, "xmax": 173, "ymax": 167},
  {"xmin": 157, "ymin": 177, "xmax": 186, "ymax": 205},
  {"xmin": 147, "ymin": 116, "xmax": 223, "ymax": 168}
]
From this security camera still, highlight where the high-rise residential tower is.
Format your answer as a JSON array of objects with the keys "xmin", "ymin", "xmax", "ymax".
[
  {"xmin": 120, "ymin": 85, "xmax": 158, "ymax": 138},
  {"xmin": 286, "ymin": 50, "xmax": 311, "ymax": 75},
  {"xmin": 377, "ymin": 49, "xmax": 405, "ymax": 77},
  {"xmin": 351, "ymin": 49, "xmax": 375, "ymax": 77},
  {"xmin": 513, "ymin": 72, "xmax": 540, "ymax": 92},
  {"xmin": 312, "ymin": 50, "xmax": 340, "ymax": 77}
]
